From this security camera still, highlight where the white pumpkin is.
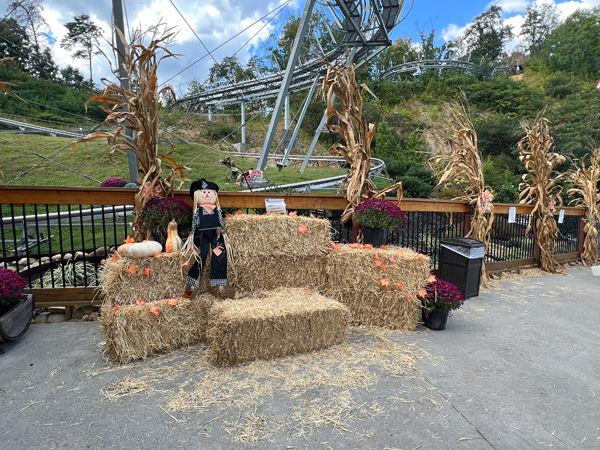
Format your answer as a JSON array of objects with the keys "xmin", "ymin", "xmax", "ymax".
[{"xmin": 117, "ymin": 240, "xmax": 163, "ymax": 258}]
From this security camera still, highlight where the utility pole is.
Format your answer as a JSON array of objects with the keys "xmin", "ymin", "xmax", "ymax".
[{"xmin": 112, "ymin": 0, "xmax": 137, "ymax": 183}]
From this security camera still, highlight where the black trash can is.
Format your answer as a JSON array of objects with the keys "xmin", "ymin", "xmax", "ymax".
[{"xmin": 438, "ymin": 238, "xmax": 485, "ymax": 299}]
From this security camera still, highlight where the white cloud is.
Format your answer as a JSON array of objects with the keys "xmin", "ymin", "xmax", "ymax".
[
  {"xmin": 441, "ymin": 23, "xmax": 466, "ymax": 42},
  {"xmin": 490, "ymin": 0, "xmax": 530, "ymax": 13},
  {"xmin": 39, "ymin": 0, "xmax": 290, "ymax": 89}
]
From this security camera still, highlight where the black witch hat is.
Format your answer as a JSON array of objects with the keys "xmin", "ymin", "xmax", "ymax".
[{"xmin": 190, "ymin": 178, "xmax": 220, "ymax": 199}]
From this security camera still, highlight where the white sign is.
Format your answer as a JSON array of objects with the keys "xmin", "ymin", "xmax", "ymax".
[
  {"xmin": 558, "ymin": 209, "xmax": 565, "ymax": 224},
  {"xmin": 265, "ymin": 198, "xmax": 287, "ymax": 215},
  {"xmin": 508, "ymin": 207, "xmax": 516, "ymax": 224}
]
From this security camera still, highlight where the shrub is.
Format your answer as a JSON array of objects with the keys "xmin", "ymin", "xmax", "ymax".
[{"xmin": 100, "ymin": 177, "xmax": 127, "ymax": 187}]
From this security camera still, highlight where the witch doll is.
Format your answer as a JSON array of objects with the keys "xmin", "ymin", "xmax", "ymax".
[{"xmin": 182, "ymin": 178, "xmax": 235, "ymax": 299}]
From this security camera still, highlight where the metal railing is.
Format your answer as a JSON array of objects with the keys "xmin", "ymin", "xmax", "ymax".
[{"xmin": 0, "ymin": 187, "xmax": 587, "ymax": 303}]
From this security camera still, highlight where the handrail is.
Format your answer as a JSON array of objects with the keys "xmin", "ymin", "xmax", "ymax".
[{"xmin": 0, "ymin": 186, "xmax": 586, "ymax": 216}]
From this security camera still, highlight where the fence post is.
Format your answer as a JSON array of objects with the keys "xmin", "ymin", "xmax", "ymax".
[
  {"xmin": 463, "ymin": 212, "xmax": 472, "ymax": 236},
  {"xmin": 576, "ymin": 215, "xmax": 585, "ymax": 256}
]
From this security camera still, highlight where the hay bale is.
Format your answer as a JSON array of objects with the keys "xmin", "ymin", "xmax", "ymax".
[
  {"xmin": 99, "ymin": 252, "xmax": 211, "ymax": 306},
  {"xmin": 326, "ymin": 244, "xmax": 430, "ymax": 330},
  {"xmin": 100, "ymin": 296, "xmax": 213, "ymax": 363},
  {"xmin": 225, "ymin": 214, "xmax": 332, "ymax": 257},
  {"xmin": 229, "ymin": 255, "xmax": 328, "ymax": 292},
  {"xmin": 207, "ymin": 288, "xmax": 350, "ymax": 366}
]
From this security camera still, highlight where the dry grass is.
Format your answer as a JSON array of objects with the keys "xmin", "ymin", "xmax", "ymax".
[
  {"xmin": 206, "ymin": 288, "xmax": 350, "ymax": 366},
  {"xmin": 100, "ymin": 295, "xmax": 213, "ymax": 363},
  {"xmin": 568, "ymin": 146, "xmax": 600, "ymax": 266},
  {"xmin": 98, "ymin": 251, "xmax": 210, "ymax": 306},
  {"xmin": 100, "ymin": 326, "xmax": 432, "ymax": 444},
  {"xmin": 518, "ymin": 115, "xmax": 566, "ymax": 273},
  {"xmin": 229, "ymin": 255, "xmax": 328, "ymax": 292},
  {"xmin": 326, "ymin": 245, "xmax": 429, "ymax": 330},
  {"xmin": 321, "ymin": 63, "xmax": 402, "ymax": 229},
  {"xmin": 224, "ymin": 213, "xmax": 332, "ymax": 257},
  {"xmin": 74, "ymin": 24, "xmax": 191, "ymax": 240},
  {"xmin": 434, "ymin": 95, "xmax": 494, "ymax": 282}
]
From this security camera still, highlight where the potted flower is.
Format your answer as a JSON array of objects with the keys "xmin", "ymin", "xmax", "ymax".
[
  {"xmin": 141, "ymin": 197, "xmax": 193, "ymax": 246},
  {"xmin": 0, "ymin": 268, "xmax": 34, "ymax": 342},
  {"xmin": 419, "ymin": 276, "xmax": 465, "ymax": 330},
  {"xmin": 353, "ymin": 198, "xmax": 407, "ymax": 247}
]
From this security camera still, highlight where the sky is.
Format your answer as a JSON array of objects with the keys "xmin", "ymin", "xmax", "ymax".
[{"xmin": 19, "ymin": 0, "xmax": 600, "ymax": 93}]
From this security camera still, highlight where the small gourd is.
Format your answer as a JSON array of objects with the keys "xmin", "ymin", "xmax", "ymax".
[
  {"xmin": 117, "ymin": 240, "xmax": 162, "ymax": 258},
  {"xmin": 165, "ymin": 220, "xmax": 183, "ymax": 253}
]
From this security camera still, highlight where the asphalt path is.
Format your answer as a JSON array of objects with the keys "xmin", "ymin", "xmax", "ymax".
[{"xmin": 1, "ymin": 266, "xmax": 598, "ymax": 450}]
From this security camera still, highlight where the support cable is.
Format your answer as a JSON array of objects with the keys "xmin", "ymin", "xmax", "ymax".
[
  {"xmin": 1, "ymin": 135, "xmax": 102, "ymax": 184},
  {"xmin": 168, "ymin": 0, "xmax": 218, "ymax": 65},
  {"xmin": 160, "ymin": 0, "xmax": 291, "ymax": 87}
]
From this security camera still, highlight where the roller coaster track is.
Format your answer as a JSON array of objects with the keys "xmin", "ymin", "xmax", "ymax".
[
  {"xmin": 380, "ymin": 59, "xmax": 475, "ymax": 79},
  {"xmin": 226, "ymin": 152, "xmax": 388, "ymax": 192},
  {"xmin": 0, "ymin": 116, "xmax": 86, "ymax": 139},
  {"xmin": 174, "ymin": 0, "xmax": 406, "ymax": 109}
]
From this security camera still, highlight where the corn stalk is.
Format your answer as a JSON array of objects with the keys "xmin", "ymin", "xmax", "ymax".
[
  {"xmin": 518, "ymin": 116, "xmax": 566, "ymax": 273},
  {"xmin": 321, "ymin": 62, "xmax": 402, "ymax": 240},
  {"xmin": 433, "ymin": 97, "xmax": 494, "ymax": 282},
  {"xmin": 568, "ymin": 146, "xmax": 600, "ymax": 266},
  {"xmin": 73, "ymin": 25, "xmax": 191, "ymax": 240}
]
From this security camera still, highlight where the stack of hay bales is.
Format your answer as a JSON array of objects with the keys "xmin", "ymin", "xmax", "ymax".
[
  {"xmin": 100, "ymin": 295, "xmax": 213, "ymax": 363},
  {"xmin": 326, "ymin": 244, "xmax": 430, "ymax": 331},
  {"xmin": 206, "ymin": 288, "xmax": 350, "ymax": 366},
  {"xmin": 98, "ymin": 251, "xmax": 212, "ymax": 363},
  {"xmin": 226, "ymin": 214, "xmax": 332, "ymax": 291}
]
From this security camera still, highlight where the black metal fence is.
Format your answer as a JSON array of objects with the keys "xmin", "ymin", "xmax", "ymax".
[{"xmin": 0, "ymin": 200, "xmax": 585, "ymax": 290}]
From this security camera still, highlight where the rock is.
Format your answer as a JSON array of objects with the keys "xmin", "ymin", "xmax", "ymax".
[
  {"xmin": 63, "ymin": 253, "xmax": 72, "ymax": 261},
  {"xmin": 75, "ymin": 251, "xmax": 84, "ymax": 259},
  {"xmin": 84, "ymin": 306, "xmax": 99, "ymax": 315},
  {"xmin": 562, "ymin": 263, "xmax": 570, "ymax": 270},
  {"xmin": 47, "ymin": 313, "xmax": 66, "ymax": 324},
  {"xmin": 49, "ymin": 306, "xmax": 65, "ymax": 314},
  {"xmin": 89, "ymin": 311, "xmax": 100, "ymax": 321},
  {"xmin": 29, "ymin": 262, "xmax": 40, "ymax": 269},
  {"xmin": 72, "ymin": 307, "xmax": 85, "ymax": 320},
  {"xmin": 500, "ymin": 272, "xmax": 509, "ymax": 278},
  {"xmin": 18, "ymin": 258, "xmax": 36, "ymax": 266},
  {"xmin": 68, "ymin": 319, "xmax": 82, "ymax": 322},
  {"xmin": 95, "ymin": 247, "xmax": 108, "ymax": 257},
  {"xmin": 31, "ymin": 319, "xmax": 35, "ymax": 324},
  {"xmin": 52, "ymin": 254, "xmax": 62, "ymax": 261},
  {"xmin": 490, "ymin": 274, "xmax": 500, "ymax": 280},
  {"xmin": 40, "ymin": 311, "xmax": 51, "ymax": 317},
  {"xmin": 40, "ymin": 257, "xmax": 51, "ymax": 263},
  {"xmin": 6, "ymin": 266, "xmax": 17, "ymax": 272},
  {"xmin": 34, "ymin": 314, "xmax": 48, "ymax": 324},
  {"xmin": 81, "ymin": 314, "xmax": 90, "ymax": 322},
  {"xmin": 569, "ymin": 261, "xmax": 577, "ymax": 266}
]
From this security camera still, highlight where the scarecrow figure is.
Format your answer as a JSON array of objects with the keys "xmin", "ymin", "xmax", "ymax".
[{"xmin": 182, "ymin": 178, "xmax": 235, "ymax": 299}]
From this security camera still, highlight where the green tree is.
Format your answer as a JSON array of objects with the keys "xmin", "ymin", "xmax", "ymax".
[
  {"xmin": 540, "ymin": 8, "xmax": 600, "ymax": 78},
  {"xmin": 0, "ymin": 18, "xmax": 30, "ymax": 70},
  {"xmin": 60, "ymin": 65, "xmax": 88, "ymax": 89},
  {"xmin": 60, "ymin": 14, "xmax": 103, "ymax": 87},
  {"xmin": 374, "ymin": 35, "xmax": 419, "ymax": 77},
  {"xmin": 457, "ymin": 6, "xmax": 513, "ymax": 63},
  {"xmin": 520, "ymin": 1, "xmax": 560, "ymax": 56}
]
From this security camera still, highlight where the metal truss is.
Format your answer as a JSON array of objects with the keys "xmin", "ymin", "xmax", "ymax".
[
  {"xmin": 380, "ymin": 59, "xmax": 476, "ymax": 79},
  {"xmin": 174, "ymin": 0, "xmax": 405, "ymax": 110}
]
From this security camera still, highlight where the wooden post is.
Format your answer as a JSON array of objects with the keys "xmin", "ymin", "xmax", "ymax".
[
  {"xmin": 463, "ymin": 212, "xmax": 472, "ymax": 237},
  {"xmin": 576, "ymin": 215, "xmax": 585, "ymax": 256}
]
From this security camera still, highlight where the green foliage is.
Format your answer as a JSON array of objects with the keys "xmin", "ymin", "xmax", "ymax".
[
  {"xmin": 541, "ymin": 8, "xmax": 600, "ymax": 79},
  {"xmin": 464, "ymin": 77, "xmax": 544, "ymax": 116}
]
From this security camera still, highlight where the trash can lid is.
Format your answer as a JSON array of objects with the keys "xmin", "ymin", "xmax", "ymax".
[{"xmin": 440, "ymin": 237, "xmax": 485, "ymax": 248}]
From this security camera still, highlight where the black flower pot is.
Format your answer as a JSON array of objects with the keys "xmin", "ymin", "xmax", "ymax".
[
  {"xmin": 363, "ymin": 227, "xmax": 387, "ymax": 247},
  {"xmin": 0, "ymin": 294, "xmax": 34, "ymax": 342},
  {"xmin": 422, "ymin": 307, "xmax": 449, "ymax": 330}
]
